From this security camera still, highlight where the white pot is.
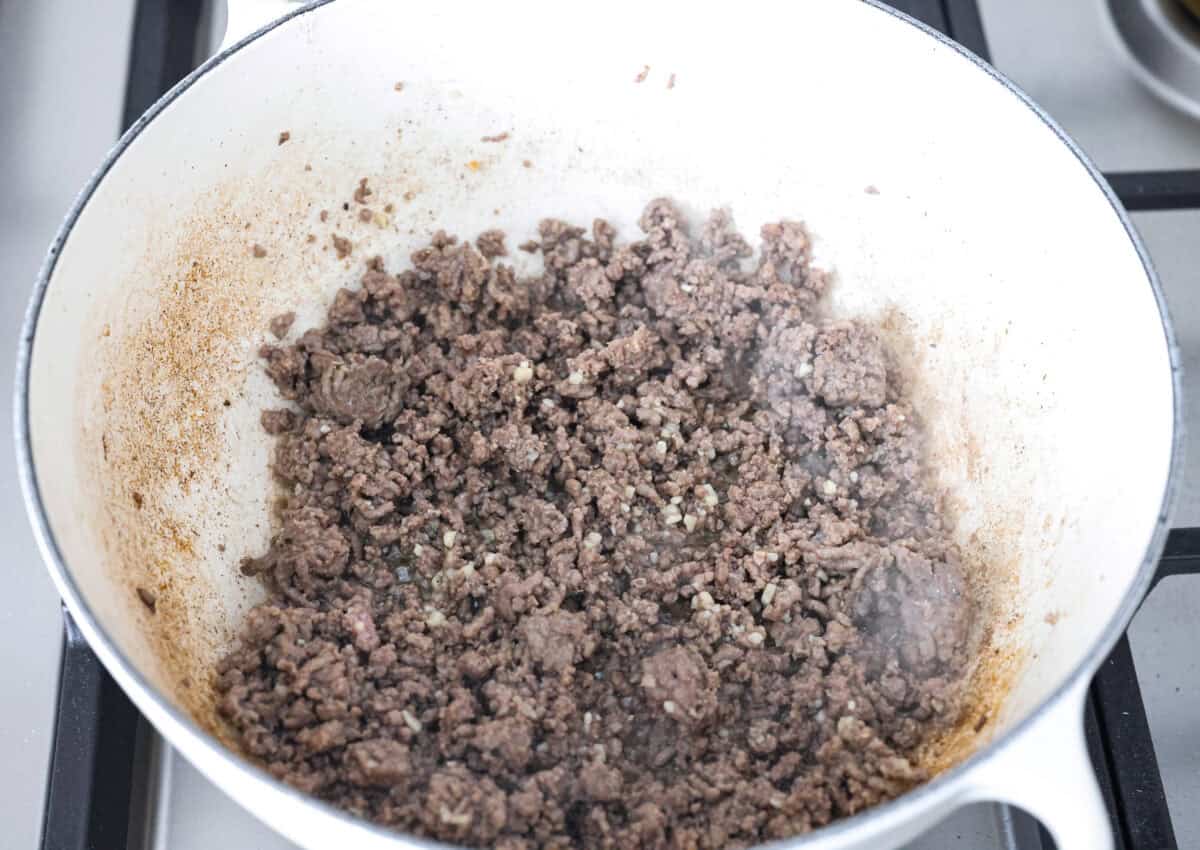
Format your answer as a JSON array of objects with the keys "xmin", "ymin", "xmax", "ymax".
[{"xmin": 15, "ymin": 2, "xmax": 1182, "ymax": 849}]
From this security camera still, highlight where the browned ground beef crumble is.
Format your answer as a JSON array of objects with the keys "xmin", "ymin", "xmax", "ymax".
[{"xmin": 216, "ymin": 199, "xmax": 974, "ymax": 849}]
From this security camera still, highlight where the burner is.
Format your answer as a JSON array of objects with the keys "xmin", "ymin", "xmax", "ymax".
[{"xmin": 1108, "ymin": 0, "xmax": 1200, "ymax": 119}]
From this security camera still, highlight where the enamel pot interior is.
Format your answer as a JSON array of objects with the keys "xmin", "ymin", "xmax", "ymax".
[{"xmin": 19, "ymin": 0, "xmax": 1178, "ymax": 847}]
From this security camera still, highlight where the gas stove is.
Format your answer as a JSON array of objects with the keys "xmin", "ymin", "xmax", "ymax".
[{"xmin": 5, "ymin": 1, "xmax": 1200, "ymax": 848}]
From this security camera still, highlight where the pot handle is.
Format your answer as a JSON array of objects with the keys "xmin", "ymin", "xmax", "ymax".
[
  {"xmin": 962, "ymin": 680, "xmax": 1112, "ymax": 850},
  {"xmin": 219, "ymin": 0, "xmax": 308, "ymax": 52}
]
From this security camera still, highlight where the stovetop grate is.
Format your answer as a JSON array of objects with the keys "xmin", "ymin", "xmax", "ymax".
[{"xmin": 38, "ymin": 2, "xmax": 1197, "ymax": 848}]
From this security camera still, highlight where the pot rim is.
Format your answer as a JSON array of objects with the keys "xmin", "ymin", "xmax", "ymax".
[{"xmin": 13, "ymin": 1, "xmax": 1185, "ymax": 846}]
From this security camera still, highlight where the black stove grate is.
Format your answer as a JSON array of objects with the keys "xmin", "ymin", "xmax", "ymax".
[{"xmin": 39, "ymin": 1, "xmax": 1198, "ymax": 848}]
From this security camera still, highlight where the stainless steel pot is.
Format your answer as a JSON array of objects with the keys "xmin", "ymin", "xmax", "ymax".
[{"xmin": 15, "ymin": 2, "xmax": 1183, "ymax": 848}]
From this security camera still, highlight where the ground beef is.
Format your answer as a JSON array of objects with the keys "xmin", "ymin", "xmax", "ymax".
[
  {"xmin": 269, "ymin": 311, "xmax": 295, "ymax": 340},
  {"xmin": 216, "ymin": 198, "xmax": 974, "ymax": 849}
]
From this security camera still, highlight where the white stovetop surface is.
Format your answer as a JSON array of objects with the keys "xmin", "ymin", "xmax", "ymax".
[
  {"xmin": 0, "ymin": 2, "xmax": 139, "ymax": 848},
  {"xmin": 1, "ymin": 1, "xmax": 1197, "ymax": 848}
]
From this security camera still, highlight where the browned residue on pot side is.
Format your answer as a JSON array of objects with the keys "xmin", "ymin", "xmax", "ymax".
[
  {"xmin": 86, "ymin": 238, "xmax": 261, "ymax": 736},
  {"xmin": 875, "ymin": 305, "xmax": 1028, "ymax": 775},
  {"xmin": 918, "ymin": 549, "xmax": 1025, "ymax": 774}
]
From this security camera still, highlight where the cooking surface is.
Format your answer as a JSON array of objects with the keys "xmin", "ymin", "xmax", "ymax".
[
  {"xmin": 1, "ymin": 1, "xmax": 1198, "ymax": 848},
  {"xmin": 978, "ymin": 0, "xmax": 1200, "ymax": 171},
  {"xmin": 0, "ymin": 2, "xmax": 138, "ymax": 847}
]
